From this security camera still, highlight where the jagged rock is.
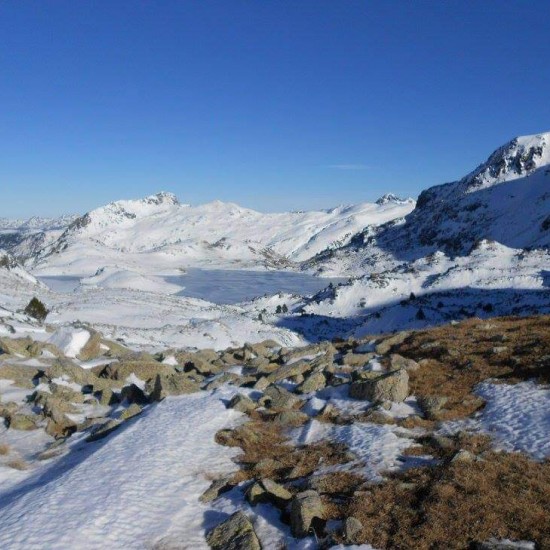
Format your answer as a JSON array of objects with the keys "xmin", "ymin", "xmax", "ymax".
[
  {"xmin": 375, "ymin": 331, "xmax": 410, "ymax": 355},
  {"xmin": 252, "ymin": 376, "xmax": 270, "ymax": 391},
  {"xmin": 86, "ymin": 419, "xmax": 122, "ymax": 442},
  {"xmin": 95, "ymin": 387, "xmax": 119, "ymax": 406},
  {"xmin": 27, "ymin": 341, "xmax": 61, "ymax": 358},
  {"xmin": 148, "ymin": 373, "xmax": 201, "ymax": 401},
  {"xmin": 119, "ymin": 403, "xmax": 142, "ymax": 421},
  {"xmin": 341, "ymin": 352, "xmax": 375, "ymax": 367},
  {"xmin": 8, "ymin": 413, "xmax": 39, "ymax": 430},
  {"xmin": 349, "ymin": 369, "xmax": 409, "ymax": 403},
  {"xmin": 247, "ymin": 478, "xmax": 292, "ymax": 507},
  {"xmin": 343, "ymin": 517, "xmax": 363, "ymax": 544},
  {"xmin": 0, "ymin": 336, "xmax": 33, "ymax": 357},
  {"xmin": 296, "ymin": 371, "xmax": 326, "ymax": 394},
  {"xmin": 76, "ymin": 331, "xmax": 102, "ymax": 361},
  {"xmin": 0, "ymin": 363, "xmax": 41, "ymax": 389},
  {"xmin": 206, "ymin": 511, "xmax": 261, "ymax": 550},
  {"xmin": 254, "ymin": 457, "xmax": 283, "ymax": 476},
  {"xmin": 204, "ymin": 372, "xmax": 241, "ymax": 391},
  {"xmin": 49, "ymin": 382, "xmax": 86, "ymax": 403},
  {"xmin": 227, "ymin": 393, "xmax": 256, "ymax": 414},
  {"xmin": 273, "ymin": 410, "xmax": 309, "ymax": 427},
  {"xmin": 199, "ymin": 476, "xmax": 236, "ymax": 503},
  {"xmin": 100, "ymin": 361, "xmax": 173, "ymax": 382},
  {"xmin": 266, "ymin": 360, "xmax": 312, "ymax": 384},
  {"xmin": 260, "ymin": 385, "xmax": 303, "ymax": 410},
  {"xmin": 418, "ymin": 395, "xmax": 448, "ymax": 419},
  {"xmin": 389, "ymin": 353, "xmax": 420, "ymax": 371},
  {"xmin": 290, "ymin": 490, "xmax": 324, "ymax": 538},
  {"xmin": 120, "ymin": 383, "xmax": 148, "ymax": 405}
]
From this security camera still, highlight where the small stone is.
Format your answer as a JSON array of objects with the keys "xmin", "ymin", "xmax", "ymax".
[
  {"xmin": 418, "ymin": 395, "xmax": 448, "ymax": 419},
  {"xmin": 296, "ymin": 371, "xmax": 326, "ymax": 394},
  {"xmin": 451, "ymin": 449, "xmax": 475, "ymax": 463}
]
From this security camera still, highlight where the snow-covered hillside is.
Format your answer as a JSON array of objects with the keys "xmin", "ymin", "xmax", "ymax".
[
  {"xmin": 300, "ymin": 132, "xmax": 550, "ymax": 337},
  {"xmin": 0, "ymin": 215, "xmax": 79, "ymax": 262},
  {"xmin": 309, "ymin": 132, "xmax": 550, "ymax": 277},
  {"xmin": 30, "ymin": 192, "xmax": 414, "ymax": 276}
]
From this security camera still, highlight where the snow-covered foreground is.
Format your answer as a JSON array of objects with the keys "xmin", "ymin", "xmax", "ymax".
[{"xmin": 0, "ymin": 391, "xmax": 243, "ymax": 549}]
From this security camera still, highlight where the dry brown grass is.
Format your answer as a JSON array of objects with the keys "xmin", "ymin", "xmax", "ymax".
[
  {"xmin": 343, "ymin": 451, "xmax": 550, "ymax": 549},
  {"xmin": 387, "ymin": 315, "xmax": 550, "ymax": 421},
  {"xmin": 6, "ymin": 457, "xmax": 29, "ymax": 470},
  {"xmin": 0, "ymin": 443, "xmax": 10, "ymax": 456}
]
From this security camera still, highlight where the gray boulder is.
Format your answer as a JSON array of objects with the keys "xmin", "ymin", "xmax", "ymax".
[
  {"xmin": 290, "ymin": 490, "xmax": 324, "ymax": 538},
  {"xmin": 148, "ymin": 373, "xmax": 201, "ymax": 401},
  {"xmin": 260, "ymin": 385, "xmax": 303, "ymax": 410},
  {"xmin": 349, "ymin": 369, "xmax": 408, "ymax": 403},
  {"xmin": 296, "ymin": 371, "xmax": 326, "ymax": 394}
]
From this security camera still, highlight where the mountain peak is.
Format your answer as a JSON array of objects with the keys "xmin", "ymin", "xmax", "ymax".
[
  {"xmin": 462, "ymin": 131, "xmax": 550, "ymax": 192},
  {"xmin": 144, "ymin": 192, "xmax": 180, "ymax": 206},
  {"xmin": 375, "ymin": 193, "xmax": 412, "ymax": 205}
]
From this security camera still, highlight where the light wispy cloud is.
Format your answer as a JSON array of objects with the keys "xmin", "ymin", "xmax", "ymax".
[{"xmin": 327, "ymin": 164, "xmax": 370, "ymax": 170}]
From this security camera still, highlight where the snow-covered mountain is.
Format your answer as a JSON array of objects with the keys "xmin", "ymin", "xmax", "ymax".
[
  {"xmin": 300, "ymin": 132, "xmax": 550, "ymax": 336},
  {"xmin": 0, "ymin": 214, "xmax": 79, "ymax": 262},
  {"xmin": 309, "ymin": 132, "xmax": 550, "ymax": 277},
  {"xmin": 30, "ymin": 192, "xmax": 414, "ymax": 276}
]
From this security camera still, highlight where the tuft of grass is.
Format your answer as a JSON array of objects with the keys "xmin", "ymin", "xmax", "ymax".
[
  {"xmin": 0, "ymin": 443, "xmax": 10, "ymax": 456},
  {"xmin": 342, "ymin": 450, "xmax": 550, "ymax": 549},
  {"xmin": 6, "ymin": 457, "xmax": 29, "ymax": 471}
]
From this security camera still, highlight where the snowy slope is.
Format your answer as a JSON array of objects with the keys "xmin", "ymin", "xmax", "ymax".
[
  {"xmin": 31, "ymin": 192, "xmax": 414, "ymax": 276},
  {"xmin": 0, "ymin": 392, "xmax": 243, "ymax": 549}
]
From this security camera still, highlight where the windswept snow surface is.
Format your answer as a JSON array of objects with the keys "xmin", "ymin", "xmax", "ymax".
[
  {"xmin": 475, "ymin": 382, "xmax": 550, "ymax": 460},
  {"xmin": 0, "ymin": 391, "xmax": 243, "ymax": 549}
]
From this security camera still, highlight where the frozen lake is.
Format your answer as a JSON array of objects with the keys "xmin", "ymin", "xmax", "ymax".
[
  {"xmin": 167, "ymin": 268, "xmax": 346, "ymax": 304},
  {"xmin": 38, "ymin": 269, "xmax": 347, "ymax": 305}
]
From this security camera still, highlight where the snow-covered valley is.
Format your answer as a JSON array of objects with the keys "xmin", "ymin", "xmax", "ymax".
[{"xmin": 0, "ymin": 131, "xmax": 549, "ymax": 549}]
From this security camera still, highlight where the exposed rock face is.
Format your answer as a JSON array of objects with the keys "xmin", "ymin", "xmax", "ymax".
[
  {"xmin": 290, "ymin": 490, "xmax": 324, "ymax": 538},
  {"xmin": 350, "ymin": 368, "xmax": 409, "ymax": 403},
  {"xmin": 205, "ymin": 511, "xmax": 261, "ymax": 550}
]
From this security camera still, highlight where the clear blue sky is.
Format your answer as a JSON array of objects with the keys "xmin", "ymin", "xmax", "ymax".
[{"xmin": 2, "ymin": 1, "xmax": 549, "ymax": 217}]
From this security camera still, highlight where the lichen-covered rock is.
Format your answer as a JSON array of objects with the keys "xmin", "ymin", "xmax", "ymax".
[
  {"xmin": 260, "ymin": 385, "xmax": 303, "ymax": 410},
  {"xmin": 349, "ymin": 369, "xmax": 409, "ymax": 403},
  {"xmin": 375, "ymin": 331, "xmax": 411, "ymax": 355},
  {"xmin": 296, "ymin": 371, "xmax": 326, "ymax": 394},
  {"xmin": 205, "ymin": 511, "xmax": 261, "ymax": 550},
  {"xmin": 119, "ymin": 403, "xmax": 142, "ymax": 421},
  {"xmin": 290, "ymin": 490, "xmax": 324, "ymax": 538},
  {"xmin": 266, "ymin": 360, "xmax": 312, "ymax": 384},
  {"xmin": 199, "ymin": 476, "xmax": 236, "ymax": 504},
  {"xmin": 343, "ymin": 517, "xmax": 363, "ymax": 544},
  {"xmin": 389, "ymin": 353, "xmax": 420, "ymax": 371},
  {"xmin": 8, "ymin": 413, "xmax": 39, "ymax": 431},
  {"xmin": 148, "ymin": 373, "xmax": 201, "ymax": 401},
  {"xmin": 247, "ymin": 478, "xmax": 293, "ymax": 508},
  {"xmin": 418, "ymin": 395, "xmax": 448, "ymax": 419},
  {"xmin": 227, "ymin": 393, "xmax": 256, "ymax": 414},
  {"xmin": 273, "ymin": 410, "xmax": 309, "ymax": 427},
  {"xmin": 100, "ymin": 361, "xmax": 173, "ymax": 382}
]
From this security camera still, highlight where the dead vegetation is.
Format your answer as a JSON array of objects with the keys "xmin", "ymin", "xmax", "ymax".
[
  {"xmin": 343, "ymin": 451, "xmax": 550, "ymax": 549},
  {"xmin": 387, "ymin": 314, "xmax": 550, "ymax": 421}
]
